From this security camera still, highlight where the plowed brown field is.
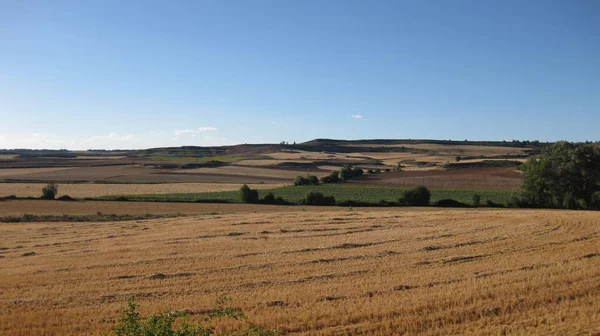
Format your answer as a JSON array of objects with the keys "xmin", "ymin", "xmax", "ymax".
[
  {"xmin": 0, "ymin": 205, "xmax": 598, "ymax": 335},
  {"xmin": 354, "ymin": 167, "xmax": 522, "ymax": 189}
]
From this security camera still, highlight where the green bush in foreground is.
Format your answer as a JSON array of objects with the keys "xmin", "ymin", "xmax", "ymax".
[{"xmin": 113, "ymin": 297, "xmax": 279, "ymax": 336}]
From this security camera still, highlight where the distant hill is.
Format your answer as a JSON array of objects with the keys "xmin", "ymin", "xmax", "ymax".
[{"xmin": 0, "ymin": 138, "xmax": 554, "ymax": 158}]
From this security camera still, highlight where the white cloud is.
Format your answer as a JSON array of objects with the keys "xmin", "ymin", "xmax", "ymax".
[
  {"xmin": 148, "ymin": 130, "xmax": 166, "ymax": 136},
  {"xmin": 173, "ymin": 127, "xmax": 217, "ymax": 136},
  {"xmin": 0, "ymin": 128, "xmax": 229, "ymax": 150},
  {"xmin": 203, "ymin": 135, "xmax": 228, "ymax": 142},
  {"xmin": 80, "ymin": 133, "xmax": 134, "ymax": 144},
  {"xmin": 0, "ymin": 133, "xmax": 64, "ymax": 149},
  {"xmin": 350, "ymin": 115, "xmax": 363, "ymax": 119}
]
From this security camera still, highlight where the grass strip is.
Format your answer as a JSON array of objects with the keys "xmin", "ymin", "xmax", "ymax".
[{"xmin": 95, "ymin": 184, "xmax": 520, "ymax": 206}]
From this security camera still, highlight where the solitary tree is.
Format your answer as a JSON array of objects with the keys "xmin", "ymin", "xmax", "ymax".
[{"xmin": 41, "ymin": 183, "xmax": 58, "ymax": 200}]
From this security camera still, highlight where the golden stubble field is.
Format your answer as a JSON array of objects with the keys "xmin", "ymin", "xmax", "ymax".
[{"xmin": 0, "ymin": 204, "xmax": 598, "ymax": 336}]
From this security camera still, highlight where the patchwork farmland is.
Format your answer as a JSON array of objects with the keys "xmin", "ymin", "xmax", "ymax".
[{"xmin": 0, "ymin": 139, "xmax": 598, "ymax": 335}]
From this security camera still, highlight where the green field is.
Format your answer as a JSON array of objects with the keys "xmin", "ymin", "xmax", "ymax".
[{"xmin": 96, "ymin": 184, "xmax": 520, "ymax": 206}]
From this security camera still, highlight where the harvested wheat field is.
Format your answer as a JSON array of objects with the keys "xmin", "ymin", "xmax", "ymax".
[
  {"xmin": 0, "ymin": 182, "xmax": 283, "ymax": 198},
  {"xmin": 1, "ymin": 205, "xmax": 598, "ymax": 335}
]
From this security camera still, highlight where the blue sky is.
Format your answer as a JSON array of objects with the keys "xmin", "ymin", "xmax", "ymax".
[{"xmin": 1, "ymin": 0, "xmax": 599, "ymax": 149}]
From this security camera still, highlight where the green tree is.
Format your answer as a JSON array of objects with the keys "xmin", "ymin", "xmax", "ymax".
[
  {"xmin": 303, "ymin": 191, "xmax": 336, "ymax": 206},
  {"xmin": 41, "ymin": 183, "xmax": 58, "ymax": 200},
  {"xmin": 520, "ymin": 141, "xmax": 600, "ymax": 209},
  {"xmin": 320, "ymin": 170, "xmax": 341, "ymax": 183},
  {"xmin": 339, "ymin": 165, "xmax": 354, "ymax": 181},
  {"xmin": 239, "ymin": 185, "xmax": 259, "ymax": 204},
  {"xmin": 399, "ymin": 186, "xmax": 431, "ymax": 206},
  {"xmin": 293, "ymin": 175, "xmax": 319, "ymax": 186}
]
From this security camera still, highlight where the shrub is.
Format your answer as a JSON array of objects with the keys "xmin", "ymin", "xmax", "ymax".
[
  {"xmin": 367, "ymin": 169, "xmax": 375, "ymax": 174},
  {"xmin": 393, "ymin": 162, "xmax": 405, "ymax": 171},
  {"xmin": 339, "ymin": 165, "xmax": 354, "ymax": 181},
  {"xmin": 239, "ymin": 185, "xmax": 259, "ymax": 203},
  {"xmin": 434, "ymin": 199, "xmax": 470, "ymax": 207},
  {"xmin": 507, "ymin": 196, "xmax": 539, "ymax": 208},
  {"xmin": 384, "ymin": 168, "xmax": 391, "ymax": 172},
  {"xmin": 399, "ymin": 186, "xmax": 430, "ymax": 206},
  {"xmin": 339, "ymin": 165, "xmax": 364, "ymax": 181},
  {"xmin": 56, "ymin": 195, "xmax": 76, "ymax": 201},
  {"xmin": 293, "ymin": 176, "xmax": 309, "ymax": 186},
  {"xmin": 486, "ymin": 200, "xmax": 505, "ymax": 208},
  {"xmin": 41, "ymin": 183, "xmax": 58, "ymax": 199},
  {"xmin": 260, "ymin": 192, "xmax": 287, "ymax": 205},
  {"xmin": 113, "ymin": 297, "xmax": 279, "ymax": 336},
  {"xmin": 374, "ymin": 168, "xmax": 381, "ymax": 174},
  {"xmin": 293, "ymin": 175, "xmax": 319, "ymax": 186},
  {"xmin": 320, "ymin": 170, "xmax": 341, "ymax": 184},
  {"xmin": 303, "ymin": 191, "xmax": 336, "ymax": 206},
  {"xmin": 472, "ymin": 194, "xmax": 481, "ymax": 207}
]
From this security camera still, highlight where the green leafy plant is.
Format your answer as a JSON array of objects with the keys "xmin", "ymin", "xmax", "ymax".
[{"xmin": 113, "ymin": 297, "xmax": 279, "ymax": 336}]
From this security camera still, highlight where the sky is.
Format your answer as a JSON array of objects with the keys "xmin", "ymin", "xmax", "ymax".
[{"xmin": 1, "ymin": 0, "xmax": 599, "ymax": 150}]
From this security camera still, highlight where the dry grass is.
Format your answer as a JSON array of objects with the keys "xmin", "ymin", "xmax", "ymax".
[
  {"xmin": 0, "ymin": 205, "xmax": 598, "ymax": 335},
  {"xmin": 0, "ymin": 182, "xmax": 283, "ymax": 198}
]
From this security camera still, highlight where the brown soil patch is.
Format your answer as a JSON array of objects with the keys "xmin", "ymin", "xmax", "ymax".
[{"xmin": 354, "ymin": 167, "xmax": 522, "ymax": 190}]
